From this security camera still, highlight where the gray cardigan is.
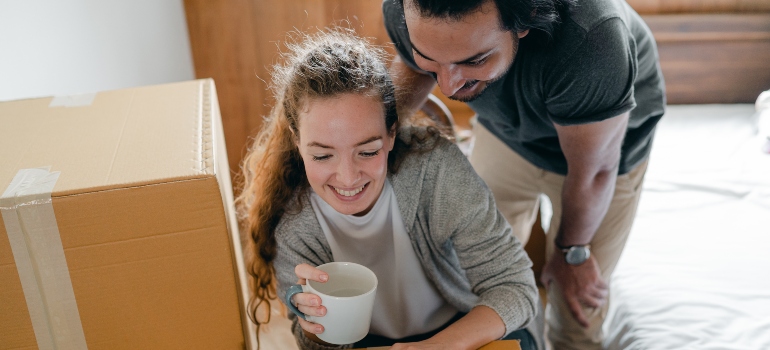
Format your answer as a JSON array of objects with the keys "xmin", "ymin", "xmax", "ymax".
[{"xmin": 273, "ymin": 128, "xmax": 539, "ymax": 350}]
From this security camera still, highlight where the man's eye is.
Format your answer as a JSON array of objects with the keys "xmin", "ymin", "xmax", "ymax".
[
  {"xmin": 312, "ymin": 155, "xmax": 331, "ymax": 161},
  {"xmin": 360, "ymin": 150, "xmax": 380, "ymax": 158},
  {"xmin": 467, "ymin": 58, "xmax": 487, "ymax": 66}
]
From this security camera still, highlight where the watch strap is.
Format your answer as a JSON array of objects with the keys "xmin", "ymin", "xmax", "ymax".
[{"xmin": 555, "ymin": 241, "xmax": 591, "ymax": 251}]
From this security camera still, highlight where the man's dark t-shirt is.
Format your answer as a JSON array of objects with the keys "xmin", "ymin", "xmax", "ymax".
[{"xmin": 383, "ymin": 0, "xmax": 666, "ymax": 175}]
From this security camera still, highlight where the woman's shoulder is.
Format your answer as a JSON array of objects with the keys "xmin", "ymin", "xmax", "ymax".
[
  {"xmin": 396, "ymin": 125, "xmax": 461, "ymax": 163},
  {"xmin": 392, "ymin": 125, "xmax": 473, "ymax": 198},
  {"xmin": 273, "ymin": 192, "xmax": 318, "ymax": 239}
]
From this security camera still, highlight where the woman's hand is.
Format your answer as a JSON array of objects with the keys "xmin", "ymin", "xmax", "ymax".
[{"xmin": 292, "ymin": 263, "xmax": 329, "ymax": 335}]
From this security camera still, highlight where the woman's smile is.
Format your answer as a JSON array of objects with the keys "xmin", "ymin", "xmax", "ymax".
[
  {"xmin": 329, "ymin": 182, "xmax": 369, "ymax": 199},
  {"xmin": 297, "ymin": 93, "xmax": 395, "ymax": 216}
]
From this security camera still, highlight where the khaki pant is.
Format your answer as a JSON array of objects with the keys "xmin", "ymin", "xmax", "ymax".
[{"xmin": 470, "ymin": 123, "xmax": 648, "ymax": 350}]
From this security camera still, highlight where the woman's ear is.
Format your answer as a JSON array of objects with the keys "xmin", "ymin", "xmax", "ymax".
[
  {"xmin": 293, "ymin": 132, "xmax": 306, "ymax": 165},
  {"xmin": 290, "ymin": 128, "xmax": 301, "ymax": 151},
  {"xmin": 518, "ymin": 29, "xmax": 530, "ymax": 39}
]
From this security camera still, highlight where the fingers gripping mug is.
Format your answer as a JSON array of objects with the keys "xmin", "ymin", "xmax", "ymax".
[{"xmin": 285, "ymin": 262, "xmax": 378, "ymax": 345}]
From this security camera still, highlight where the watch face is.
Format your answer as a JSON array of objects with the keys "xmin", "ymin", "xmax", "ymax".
[{"xmin": 566, "ymin": 246, "xmax": 590, "ymax": 265}]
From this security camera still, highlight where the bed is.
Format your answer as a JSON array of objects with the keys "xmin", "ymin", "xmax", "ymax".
[{"xmin": 603, "ymin": 103, "xmax": 770, "ymax": 349}]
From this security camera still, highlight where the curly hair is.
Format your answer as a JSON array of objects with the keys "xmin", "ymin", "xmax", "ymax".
[{"xmin": 234, "ymin": 28, "xmax": 441, "ymax": 346}]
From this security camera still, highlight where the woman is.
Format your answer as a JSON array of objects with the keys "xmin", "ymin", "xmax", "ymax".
[{"xmin": 236, "ymin": 29, "xmax": 539, "ymax": 350}]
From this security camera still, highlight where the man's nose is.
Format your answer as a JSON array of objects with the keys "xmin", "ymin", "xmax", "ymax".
[{"xmin": 436, "ymin": 65, "xmax": 464, "ymax": 97}]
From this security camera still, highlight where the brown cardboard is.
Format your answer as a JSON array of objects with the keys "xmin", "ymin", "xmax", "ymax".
[{"xmin": 0, "ymin": 80, "xmax": 256, "ymax": 349}]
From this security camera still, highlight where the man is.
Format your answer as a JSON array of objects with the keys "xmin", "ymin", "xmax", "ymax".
[{"xmin": 382, "ymin": 0, "xmax": 665, "ymax": 348}]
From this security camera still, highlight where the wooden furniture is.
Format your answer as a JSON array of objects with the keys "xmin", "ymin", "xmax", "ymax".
[
  {"xmin": 624, "ymin": 0, "xmax": 770, "ymax": 104},
  {"xmin": 625, "ymin": 0, "xmax": 770, "ymax": 14},
  {"xmin": 642, "ymin": 13, "xmax": 770, "ymax": 104},
  {"xmin": 183, "ymin": 0, "xmax": 392, "ymax": 179}
]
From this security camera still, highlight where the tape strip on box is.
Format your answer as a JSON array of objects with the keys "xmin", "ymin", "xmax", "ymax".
[
  {"xmin": 0, "ymin": 167, "xmax": 88, "ymax": 350},
  {"xmin": 49, "ymin": 93, "xmax": 96, "ymax": 107}
]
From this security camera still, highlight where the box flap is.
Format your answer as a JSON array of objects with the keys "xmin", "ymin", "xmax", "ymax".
[{"xmin": 0, "ymin": 80, "xmax": 216, "ymax": 197}]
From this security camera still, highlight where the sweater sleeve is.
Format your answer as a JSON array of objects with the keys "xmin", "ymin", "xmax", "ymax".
[
  {"xmin": 273, "ymin": 208, "xmax": 347, "ymax": 350},
  {"xmin": 429, "ymin": 139, "xmax": 539, "ymax": 334}
]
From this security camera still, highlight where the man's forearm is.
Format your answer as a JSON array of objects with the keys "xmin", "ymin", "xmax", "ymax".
[
  {"xmin": 556, "ymin": 168, "xmax": 618, "ymax": 246},
  {"xmin": 552, "ymin": 112, "xmax": 629, "ymax": 247},
  {"xmin": 390, "ymin": 55, "xmax": 436, "ymax": 118}
]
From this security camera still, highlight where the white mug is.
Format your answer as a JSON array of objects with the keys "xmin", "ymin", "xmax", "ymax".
[{"xmin": 285, "ymin": 262, "xmax": 378, "ymax": 345}]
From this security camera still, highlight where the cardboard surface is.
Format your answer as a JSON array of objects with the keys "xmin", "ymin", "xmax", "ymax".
[{"xmin": 0, "ymin": 80, "xmax": 255, "ymax": 349}]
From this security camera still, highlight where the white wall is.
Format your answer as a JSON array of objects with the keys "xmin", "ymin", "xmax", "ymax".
[{"xmin": 0, "ymin": 0, "xmax": 195, "ymax": 102}]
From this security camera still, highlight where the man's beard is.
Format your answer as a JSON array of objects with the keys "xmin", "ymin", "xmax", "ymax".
[
  {"xmin": 447, "ymin": 39, "xmax": 518, "ymax": 103},
  {"xmin": 448, "ymin": 75, "xmax": 499, "ymax": 103}
]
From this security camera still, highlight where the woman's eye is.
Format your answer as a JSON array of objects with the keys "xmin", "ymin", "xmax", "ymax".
[
  {"xmin": 312, "ymin": 155, "xmax": 331, "ymax": 161},
  {"xmin": 360, "ymin": 150, "xmax": 380, "ymax": 158}
]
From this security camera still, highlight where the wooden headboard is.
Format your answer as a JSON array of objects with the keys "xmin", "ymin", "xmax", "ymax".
[{"xmin": 627, "ymin": 0, "xmax": 770, "ymax": 104}]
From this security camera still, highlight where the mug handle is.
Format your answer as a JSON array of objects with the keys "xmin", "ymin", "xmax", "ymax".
[{"xmin": 285, "ymin": 285, "xmax": 307, "ymax": 320}]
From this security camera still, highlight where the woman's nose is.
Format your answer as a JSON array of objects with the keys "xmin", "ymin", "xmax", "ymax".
[{"xmin": 336, "ymin": 158, "xmax": 360, "ymax": 186}]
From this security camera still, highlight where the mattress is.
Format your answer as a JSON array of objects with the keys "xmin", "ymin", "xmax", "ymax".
[{"xmin": 604, "ymin": 105, "xmax": 770, "ymax": 349}]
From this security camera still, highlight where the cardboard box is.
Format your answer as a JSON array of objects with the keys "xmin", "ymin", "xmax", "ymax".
[{"xmin": 0, "ymin": 80, "xmax": 256, "ymax": 349}]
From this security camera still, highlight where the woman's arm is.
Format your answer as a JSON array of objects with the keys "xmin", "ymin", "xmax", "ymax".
[
  {"xmin": 391, "ymin": 305, "xmax": 505, "ymax": 350},
  {"xmin": 273, "ymin": 211, "xmax": 343, "ymax": 350},
  {"xmin": 426, "ymin": 140, "xmax": 539, "ymax": 337}
]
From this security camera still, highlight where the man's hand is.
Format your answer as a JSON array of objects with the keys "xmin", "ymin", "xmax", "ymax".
[
  {"xmin": 390, "ymin": 55, "xmax": 436, "ymax": 118},
  {"xmin": 540, "ymin": 250, "xmax": 608, "ymax": 328}
]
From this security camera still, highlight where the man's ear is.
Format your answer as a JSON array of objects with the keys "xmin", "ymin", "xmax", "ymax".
[
  {"xmin": 518, "ymin": 29, "xmax": 530, "ymax": 39},
  {"xmin": 387, "ymin": 125, "xmax": 397, "ymax": 151}
]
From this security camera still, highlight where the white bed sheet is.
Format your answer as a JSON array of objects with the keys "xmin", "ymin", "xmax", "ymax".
[{"xmin": 604, "ymin": 104, "xmax": 770, "ymax": 350}]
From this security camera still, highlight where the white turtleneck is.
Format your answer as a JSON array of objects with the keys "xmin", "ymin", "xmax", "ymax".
[{"xmin": 309, "ymin": 180, "xmax": 457, "ymax": 339}]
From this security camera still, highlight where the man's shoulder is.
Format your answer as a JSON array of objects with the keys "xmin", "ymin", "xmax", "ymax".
[
  {"xmin": 532, "ymin": 0, "xmax": 642, "ymax": 74},
  {"xmin": 381, "ymin": 0, "xmax": 430, "ymax": 74},
  {"xmin": 567, "ymin": 0, "xmax": 637, "ymax": 33},
  {"xmin": 514, "ymin": 0, "xmax": 636, "ymax": 73},
  {"xmin": 382, "ymin": 0, "xmax": 407, "ymax": 35},
  {"xmin": 382, "ymin": 0, "xmax": 401, "ymax": 23}
]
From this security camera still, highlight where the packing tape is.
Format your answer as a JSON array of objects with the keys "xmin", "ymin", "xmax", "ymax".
[
  {"xmin": 1, "ymin": 167, "xmax": 88, "ymax": 350},
  {"xmin": 49, "ymin": 93, "xmax": 96, "ymax": 107}
]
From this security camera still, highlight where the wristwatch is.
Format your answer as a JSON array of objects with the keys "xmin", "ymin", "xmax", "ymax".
[{"xmin": 556, "ymin": 242, "xmax": 591, "ymax": 266}]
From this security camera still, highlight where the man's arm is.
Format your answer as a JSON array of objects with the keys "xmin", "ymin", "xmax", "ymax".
[
  {"xmin": 541, "ymin": 111, "xmax": 629, "ymax": 327},
  {"xmin": 390, "ymin": 55, "xmax": 436, "ymax": 119},
  {"xmin": 555, "ymin": 111, "xmax": 629, "ymax": 246}
]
